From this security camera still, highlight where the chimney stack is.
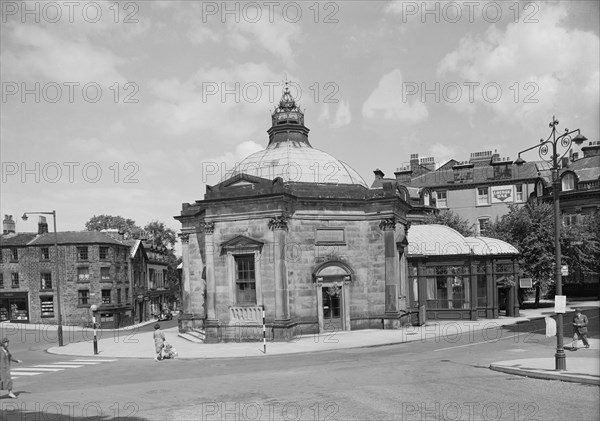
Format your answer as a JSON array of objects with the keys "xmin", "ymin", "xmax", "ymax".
[
  {"xmin": 3, "ymin": 215, "xmax": 16, "ymax": 234},
  {"xmin": 409, "ymin": 153, "xmax": 419, "ymax": 172},
  {"xmin": 101, "ymin": 228, "xmax": 124, "ymax": 240},
  {"xmin": 38, "ymin": 216, "xmax": 49, "ymax": 234},
  {"xmin": 373, "ymin": 169, "xmax": 385, "ymax": 180}
]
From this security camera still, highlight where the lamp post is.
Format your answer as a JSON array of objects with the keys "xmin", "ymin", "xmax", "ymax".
[
  {"xmin": 22, "ymin": 211, "xmax": 63, "ymax": 347},
  {"xmin": 90, "ymin": 304, "xmax": 99, "ymax": 355},
  {"xmin": 514, "ymin": 116, "xmax": 587, "ymax": 371}
]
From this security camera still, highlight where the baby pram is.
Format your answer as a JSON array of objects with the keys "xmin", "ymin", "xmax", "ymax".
[{"xmin": 160, "ymin": 342, "xmax": 178, "ymax": 359}]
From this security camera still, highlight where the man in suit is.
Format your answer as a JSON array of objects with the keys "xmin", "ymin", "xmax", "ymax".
[{"xmin": 571, "ymin": 308, "xmax": 590, "ymax": 350}]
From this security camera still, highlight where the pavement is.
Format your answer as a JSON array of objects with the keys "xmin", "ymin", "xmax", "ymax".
[{"xmin": 21, "ymin": 299, "xmax": 600, "ymax": 385}]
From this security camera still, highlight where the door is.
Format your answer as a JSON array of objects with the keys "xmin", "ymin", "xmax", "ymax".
[{"xmin": 322, "ymin": 286, "xmax": 342, "ymax": 330}]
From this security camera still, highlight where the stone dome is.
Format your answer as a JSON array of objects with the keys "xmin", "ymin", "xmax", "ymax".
[{"xmin": 222, "ymin": 83, "xmax": 368, "ymax": 188}]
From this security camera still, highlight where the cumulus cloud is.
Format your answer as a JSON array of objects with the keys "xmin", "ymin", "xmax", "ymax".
[
  {"xmin": 331, "ymin": 100, "xmax": 352, "ymax": 128},
  {"xmin": 362, "ymin": 69, "xmax": 429, "ymax": 124},
  {"xmin": 436, "ymin": 3, "xmax": 600, "ymax": 127}
]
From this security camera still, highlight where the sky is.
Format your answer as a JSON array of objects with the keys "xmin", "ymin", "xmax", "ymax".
[{"xmin": 1, "ymin": 0, "xmax": 599, "ymax": 255}]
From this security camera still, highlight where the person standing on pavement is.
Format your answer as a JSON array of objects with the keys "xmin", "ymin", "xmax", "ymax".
[
  {"xmin": 0, "ymin": 337, "xmax": 23, "ymax": 398},
  {"xmin": 571, "ymin": 309, "xmax": 589, "ymax": 350},
  {"xmin": 153, "ymin": 323, "xmax": 166, "ymax": 361}
]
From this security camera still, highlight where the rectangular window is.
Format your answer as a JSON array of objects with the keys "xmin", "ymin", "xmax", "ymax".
[
  {"xmin": 436, "ymin": 191, "xmax": 447, "ymax": 208},
  {"xmin": 40, "ymin": 272, "xmax": 52, "ymax": 290},
  {"xmin": 77, "ymin": 246, "xmax": 88, "ymax": 260},
  {"xmin": 117, "ymin": 289, "xmax": 122, "ymax": 304},
  {"xmin": 315, "ymin": 228, "xmax": 345, "ymax": 244},
  {"xmin": 235, "ymin": 254, "xmax": 256, "ymax": 305},
  {"xmin": 11, "ymin": 272, "xmax": 19, "ymax": 288},
  {"xmin": 78, "ymin": 290, "xmax": 89, "ymax": 305},
  {"xmin": 515, "ymin": 184, "xmax": 524, "ymax": 202},
  {"xmin": 40, "ymin": 247, "xmax": 50, "ymax": 260},
  {"xmin": 149, "ymin": 268, "xmax": 156, "ymax": 289},
  {"xmin": 125, "ymin": 287, "xmax": 129, "ymax": 303},
  {"xmin": 77, "ymin": 267, "xmax": 90, "ymax": 282},
  {"xmin": 0, "ymin": 273, "xmax": 4, "ymax": 288},
  {"xmin": 477, "ymin": 187, "xmax": 489, "ymax": 205},
  {"xmin": 478, "ymin": 218, "xmax": 491, "ymax": 236},
  {"xmin": 101, "ymin": 267, "xmax": 111, "ymax": 281},
  {"xmin": 562, "ymin": 214, "xmax": 579, "ymax": 226},
  {"xmin": 40, "ymin": 296, "xmax": 54, "ymax": 317},
  {"xmin": 99, "ymin": 246, "xmax": 109, "ymax": 260},
  {"xmin": 11, "ymin": 248, "xmax": 18, "ymax": 261},
  {"xmin": 102, "ymin": 289, "xmax": 111, "ymax": 304}
]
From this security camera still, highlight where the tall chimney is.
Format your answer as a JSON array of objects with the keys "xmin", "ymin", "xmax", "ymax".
[
  {"xmin": 38, "ymin": 216, "xmax": 49, "ymax": 234},
  {"xmin": 3, "ymin": 215, "xmax": 16, "ymax": 234},
  {"xmin": 409, "ymin": 153, "xmax": 419, "ymax": 172}
]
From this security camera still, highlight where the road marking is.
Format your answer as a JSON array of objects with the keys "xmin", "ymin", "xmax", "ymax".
[
  {"xmin": 9, "ymin": 371, "xmax": 42, "ymax": 376},
  {"xmin": 70, "ymin": 359, "xmax": 117, "ymax": 362},
  {"xmin": 11, "ymin": 367, "xmax": 64, "ymax": 372},
  {"xmin": 35, "ymin": 364, "xmax": 83, "ymax": 368},
  {"xmin": 434, "ymin": 330, "xmax": 544, "ymax": 352}
]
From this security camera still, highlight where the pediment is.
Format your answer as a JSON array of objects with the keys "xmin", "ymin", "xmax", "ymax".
[
  {"xmin": 221, "ymin": 235, "xmax": 264, "ymax": 254},
  {"xmin": 220, "ymin": 173, "xmax": 271, "ymax": 189}
]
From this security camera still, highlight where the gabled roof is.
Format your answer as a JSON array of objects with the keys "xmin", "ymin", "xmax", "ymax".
[{"xmin": 407, "ymin": 224, "xmax": 519, "ymax": 257}]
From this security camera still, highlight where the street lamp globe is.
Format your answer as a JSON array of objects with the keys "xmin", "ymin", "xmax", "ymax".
[{"xmin": 90, "ymin": 304, "xmax": 98, "ymax": 313}]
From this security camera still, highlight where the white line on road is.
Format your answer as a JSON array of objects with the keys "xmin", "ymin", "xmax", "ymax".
[
  {"xmin": 11, "ymin": 367, "xmax": 64, "ymax": 372},
  {"xmin": 10, "ymin": 371, "xmax": 43, "ymax": 376},
  {"xmin": 34, "ymin": 364, "xmax": 83, "ymax": 368},
  {"xmin": 70, "ymin": 359, "xmax": 117, "ymax": 362}
]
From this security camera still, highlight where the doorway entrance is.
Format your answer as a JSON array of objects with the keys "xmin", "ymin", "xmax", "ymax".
[{"xmin": 322, "ymin": 286, "xmax": 342, "ymax": 330}]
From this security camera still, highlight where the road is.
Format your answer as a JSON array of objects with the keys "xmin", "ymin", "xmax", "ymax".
[{"xmin": 0, "ymin": 311, "xmax": 598, "ymax": 421}]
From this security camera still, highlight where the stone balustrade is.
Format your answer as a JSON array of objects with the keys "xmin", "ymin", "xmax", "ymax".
[{"xmin": 229, "ymin": 306, "xmax": 263, "ymax": 324}]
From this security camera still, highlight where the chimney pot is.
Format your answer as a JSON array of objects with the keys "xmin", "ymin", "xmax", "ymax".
[
  {"xmin": 38, "ymin": 216, "xmax": 49, "ymax": 234},
  {"xmin": 3, "ymin": 214, "xmax": 16, "ymax": 234}
]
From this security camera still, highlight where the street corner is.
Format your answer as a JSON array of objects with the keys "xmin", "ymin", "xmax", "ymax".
[{"xmin": 489, "ymin": 357, "xmax": 600, "ymax": 386}]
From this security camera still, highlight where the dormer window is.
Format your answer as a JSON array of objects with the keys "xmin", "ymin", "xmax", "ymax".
[{"xmin": 561, "ymin": 173, "xmax": 575, "ymax": 191}]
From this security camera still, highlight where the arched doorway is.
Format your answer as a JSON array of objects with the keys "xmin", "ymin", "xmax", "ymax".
[{"xmin": 313, "ymin": 261, "xmax": 353, "ymax": 332}]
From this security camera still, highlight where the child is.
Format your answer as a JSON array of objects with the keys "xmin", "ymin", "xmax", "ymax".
[{"xmin": 161, "ymin": 342, "xmax": 178, "ymax": 359}]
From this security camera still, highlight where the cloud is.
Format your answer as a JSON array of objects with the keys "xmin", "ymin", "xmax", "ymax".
[
  {"xmin": 1, "ymin": 24, "xmax": 126, "ymax": 84},
  {"xmin": 147, "ymin": 62, "xmax": 289, "ymax": 138},
  {"xmin": 362, "ymin": 69, "xmax": 429, "ymax": 124},
  {"xmin": 331, "ymin": 100, "xmax": 352, "ymax": 128},
  {"xmin": 436, "ymin": 3, "xmax": 600, "ymax": 127}
]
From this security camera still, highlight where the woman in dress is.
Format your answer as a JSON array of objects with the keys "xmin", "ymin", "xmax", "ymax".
[
  {"xmin": 153, "ymin": 324, "xmax": 166, "ymax": 361},
  {"xmin": 1, "ymin": 337, "xmax": 23, "ymax": 398}
]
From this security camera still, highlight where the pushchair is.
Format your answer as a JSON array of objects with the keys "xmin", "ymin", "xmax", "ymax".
[{"xmin": 160, "ymin": 342, "xmax": 178, "ymax": 359}]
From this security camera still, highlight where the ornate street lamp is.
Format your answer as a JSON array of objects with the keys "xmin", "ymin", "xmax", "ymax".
[
  {"xmin": 514, "ymin": 116, "xmax": 587, "ymax": 371},
  {"xmin": 22, "ymin": 211, "xmax": 64, "ymax": 347}
]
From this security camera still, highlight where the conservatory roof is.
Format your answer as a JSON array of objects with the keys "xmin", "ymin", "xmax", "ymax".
[{"xmin": 407, "ymin": 224, "xmax": 519, "ymax": 257}]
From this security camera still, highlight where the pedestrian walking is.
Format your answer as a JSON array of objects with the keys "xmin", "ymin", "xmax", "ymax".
[
  {"xmin": 571, "ymin": 308, "xmax": 589, "ymax": 350},
  {"xmin": 0, "ymin": 337, "xmax": 23, "ymax": 399},
  {"xmin": 153, "ymin": 323, "xmax": 166, "ymax": 361}
]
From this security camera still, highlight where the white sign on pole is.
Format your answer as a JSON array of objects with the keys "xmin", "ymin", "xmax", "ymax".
[
  {"xmin": 555, "ymin": 295, "xmax": 567, "ymax": 314},
  {"xmin": 561, "ymin": 265, "xmax": 569, "ymax": 276}
]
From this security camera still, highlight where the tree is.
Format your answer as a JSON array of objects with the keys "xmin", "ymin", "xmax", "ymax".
[
  {"xmin": 487, "ymin": 202, "xmax": 600, "ymax": 306},
  {"xmin": 423, "ymin": 210, "xmax": 475, "ymax": 237},
  {"xmin": 143, "ymin": 221, "xmax": 177, "ymax": 251},
  {"xmin": 85, "ymin": 215, "xmax": 143, "ymax": 238}
]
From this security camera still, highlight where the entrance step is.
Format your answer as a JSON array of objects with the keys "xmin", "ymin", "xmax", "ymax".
[{"xmin": 178, "ymin": 329, "xmax": 205, "ymax": 343}]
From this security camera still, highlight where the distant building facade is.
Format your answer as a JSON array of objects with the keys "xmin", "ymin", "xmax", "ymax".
[{"xmin": 374, "ymin": 150, "xmax": 553, "ymax": 235}]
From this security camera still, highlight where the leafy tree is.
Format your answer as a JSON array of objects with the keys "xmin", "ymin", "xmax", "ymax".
[
  {"xmin": 85, "ymin": 215, "xmax": 143, "ymax": 238},
  {"xmin": 143, "ymin": 220, "xmax": 177, "ymax": 250},
  {"xmin": 423, "ymin": 210, "xmax": 475, "ymax": 237},
  {"xmin": 487, "ymin": 202, "xmax": 600, "ymax": 306}
]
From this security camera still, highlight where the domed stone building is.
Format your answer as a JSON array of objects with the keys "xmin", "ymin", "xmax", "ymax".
[
  {"xmin": 175, "ymin": 87, "xmax": 520, "ymax": 342},
  {"xmin": 176, "ymin": 87, "xmax": 414, "ymax": 342}
]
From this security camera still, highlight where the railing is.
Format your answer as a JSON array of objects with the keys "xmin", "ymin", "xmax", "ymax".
[{"xmin": 229, "ymin": 306, "xmax": 262, "ymax": 324}]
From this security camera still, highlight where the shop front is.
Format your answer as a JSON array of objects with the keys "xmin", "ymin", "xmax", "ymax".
[{"xmin": 0, "ymin": 291, "xmax": 29, "ymax": 323}]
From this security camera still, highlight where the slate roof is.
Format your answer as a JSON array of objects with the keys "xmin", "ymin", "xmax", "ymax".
[
  {"xmin": 563, "ymin": 155, "xmax": 600, "ymax": 182},
  {"xmin": 0, "ymin": 232, "xmax": 38, "ymax": 247},
  {"xmin": 27, "ymin": 231, "xmax": 125, "ymax": 246},
  {"xmin": 407, "ymin": 224, "xmax": 519, "ymax": 257}
]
